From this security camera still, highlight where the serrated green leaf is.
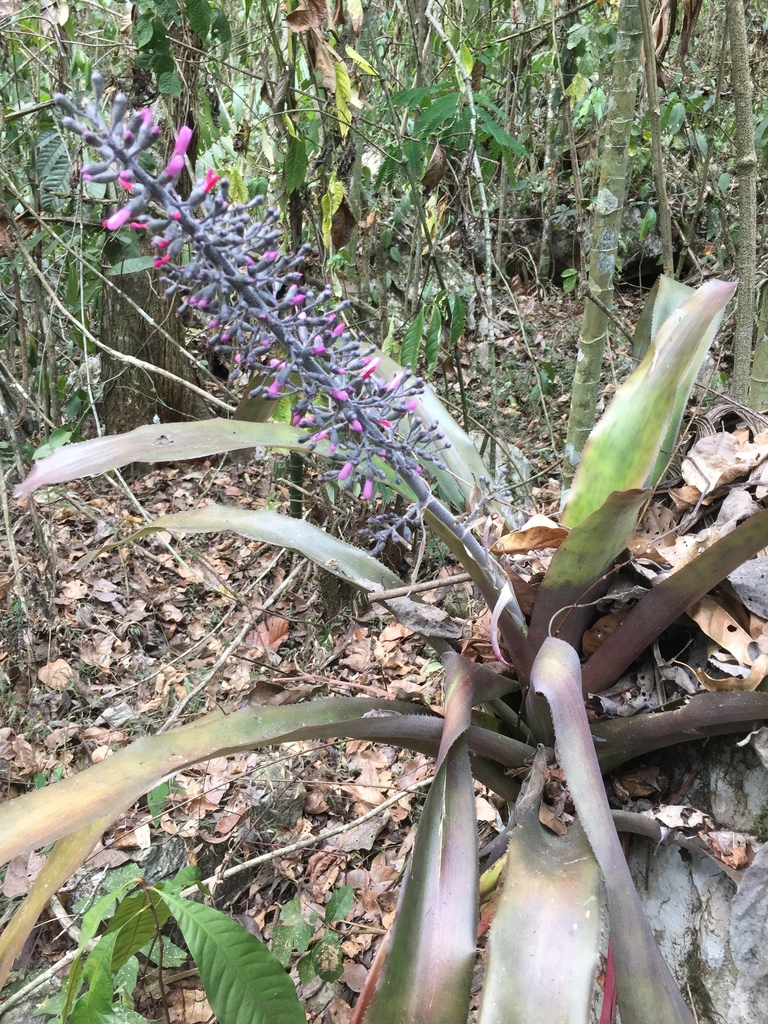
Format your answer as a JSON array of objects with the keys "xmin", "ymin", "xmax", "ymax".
[
  {"xmin": 158, "ymin": 894, "xmax": 305, "ymax": 1024},
  {"xmin": 325, "ymin": 885, "xmax": 354, "ymax": 923},
  {"xmin": 185, "ymin": 0, "xmax": 210, "ymax": 39},
  {"xmin": 425, "ymin": 305, "xmax": 442, "ymax": 376},
  {"xmin": 157, "ymin": 71, "xmax": 183, "ymax": 97},
  {"xmin": 400, "ymin": 307, "xmax": 426, "ymax": 370},
  {"xmin": 284, "ymin": 137, "xmax": 307, "ymax": 195},
  {"xmin": 133, "ymin": 15, "xmax": 154, "ymax": 48}
]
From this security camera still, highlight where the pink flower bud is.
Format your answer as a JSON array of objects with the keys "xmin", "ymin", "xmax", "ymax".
[
  {"xmin": 154, "ymin": 255, "xmax": 171, "ymax": 268},
  {"xmin": 351, "ymin": 420, "xmax": 362, "ymax": 432},
  {"xmin": 312, "ymin": 342, "xmax": 326, "ymax": 355},
  {"xmin": 338, "ymin": 462, "xmax": 354, "ymax": 482},
  {"xmin": 331, "ymin": 389, "xmax": 349, "ymax": 402},
  {"xmin": 379, "ymin": 419, "xmax": 393, "ymax": 429},
  {"xmin": 267, "ymin": 379, "xmax": 281, "ymax": 397},
  {"xmin": 291, "ymin": 293, "xmax": 306, "ymax": 306},
  {"xmin": 406, "ymin": 398, "xmax": 419, "ymax": 411},
  {"xmin": 103, "ymin": 207, "xmax": 132, "ymax": 231},
  {"xmin": 332, "ymin": 323, "xmax": 346, "ymax": 337},
  {"xmin": 174, "ymin": 125, "xmax": 193, "ymax": 156},
  {"xmin": 129, "ymin": 221, "xmax": 147, "ymax": 230},
  {"xmin": 164, "ymin": 153, "xmax": 185, "ymax": 178},
  {"xmin": 362, "ymin": 479, "xmax": 373, "ymax": 500}
]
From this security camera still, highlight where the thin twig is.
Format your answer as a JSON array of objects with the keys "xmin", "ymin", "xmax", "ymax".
[
  {"xmin": 369, "ymin": 573, "xmax": 472, "ymax": 603},
  {"xmin": 184, "ymin": 775, "xmax": 435, "ymax": 897}
]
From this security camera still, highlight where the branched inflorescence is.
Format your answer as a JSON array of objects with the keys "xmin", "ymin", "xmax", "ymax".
[{"xmin": 56, "ymin": 74, "xmax": 450, "ymax": 551}]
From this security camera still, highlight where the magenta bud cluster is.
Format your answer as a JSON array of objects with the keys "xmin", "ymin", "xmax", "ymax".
[{"xmin": 55, "ymin": 77, "xmax": 451, "ymax": 548}]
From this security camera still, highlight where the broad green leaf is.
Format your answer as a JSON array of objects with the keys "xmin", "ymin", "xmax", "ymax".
[
  {"xmin": 284, "ymin": 136, "xmax": 307, "ymax": 195},
  {"xmin": 159, "ymin": 894, "xmax": 304, "ymax": 1024},
  {"xmin": 325, "ymin": 885, "xmax": 354, "ymax": 922},
  {"xmin": 400, "ymin": 307, "xmax": 425, "ymax": 370},
  {"xmin": 70, "ymin": 932, "xmax": 119, "ymax": 1024},
  {"xmin": 105, "ymin": 889, "xmax": 171, "ymax": 971},
  {"xmin": 335, "ymin": 61, "xmax": 352, "ymax": 139},
  {"xmin": 425, "ymin": 304, "xmax": 442, "ymax": 376},
  {"xmin": 479, "ymin": 796, "xmax": 601, "ymax": 1024},
  {"xmin": 185, "ymin": 0, "xmax": 211, "ymax": 39},
  {"xmin": 563, "ymin": 280, "xmax": 735, "ymax": 527},
  {"xmin": 531, "ymin": 639, "xmax": 695, "ymax": 1024},
  {"xmin": 133, "ymin": 15, "xmax": 154, "ymax": 48},
  {"xmin": 311, "ymin": 932, "xmax": 343, "ymax": 981},
  {"xmin": 157, "ymin": 71, "xmax": 183, "ymax": 97}
]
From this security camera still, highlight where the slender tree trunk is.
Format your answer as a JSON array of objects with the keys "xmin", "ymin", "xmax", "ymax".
[
  {"xmin": 561, "ymin": 0, "xmax": 643, "ymax": 486},
  {"xmin": 725, "ymin": 0, "xmax": 758, "ymax": 405},
  {"xmin": 637, "ymin": 0, "xmax": 674, "ymax": 276}
]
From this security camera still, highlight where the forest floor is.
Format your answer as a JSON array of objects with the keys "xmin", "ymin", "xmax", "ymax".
[{"xmin": 1, "ymin": 281, "xmax": 757, "ymax": 1022}]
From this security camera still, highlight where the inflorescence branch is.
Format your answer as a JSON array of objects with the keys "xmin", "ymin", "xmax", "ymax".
[{"xmin": 55, "ymin": 75, "xmax": 455, "ymax": 552}]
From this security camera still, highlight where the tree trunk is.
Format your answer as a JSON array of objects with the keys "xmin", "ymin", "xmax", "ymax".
[
  {"xmin": 561, "ymin": 0, "xmax": 643, "ymax": 487},
  {"xmin": 99, "ymin": 268, "xmax": 208, "ymax": 433},
  {"xmin": 725, "ymin": 0, "xmax": 759, "ymax": 405}
]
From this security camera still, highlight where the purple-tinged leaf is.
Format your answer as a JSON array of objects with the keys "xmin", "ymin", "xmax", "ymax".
[
  {"xmin": 479, "ymin": 790, "xmax": 601, "ymax": 1024},
  {"xmin": 583, "ymin": 507, "xmax": 768, "ymax": 693},
  {"xmin": 528, "ymin": 489, "xmax": 648, "ymax": 649},
  {"xmin": 13, "ymin": 419, "xmax": 307, "ymax": 497},
  {"xmin": 594, "ymin": 691, "xmax": 768, "ymax": 772},
  {"xmin": 361, "ymin": 746, "xmax": 477, "ymax": 1024},
  {"xmin": 361, "ymin": 654, "xmax": 480, "ymax": 1024},
  {"xmin": 532, "ymin": 638, "xmax": 694, "ymax": 1024}
]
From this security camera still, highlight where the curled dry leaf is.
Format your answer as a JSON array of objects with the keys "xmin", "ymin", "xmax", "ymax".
[{"xmin": 491, "ymin": 514, "xmax": 568, "ymax": 556}]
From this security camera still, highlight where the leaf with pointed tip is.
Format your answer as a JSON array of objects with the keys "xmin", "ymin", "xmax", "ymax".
[
  {"xmin": 159, "ymin": 894, "xmax": 304, "ymax": 1024},
  {"xmin": 531, "ymin": 638, "xmax": 694, "ymax": 1024},
  {"xmin": 145, "ymin": 505, "xmax": 403, "ymax": 592},
  {"xmin": 632, "ymin": 274, "xmax": 694, "ymax": 361},
  {"xmin": 563, "ymin": 280, "xmax": 735, "ymax": 527},
  {"xmin": 13, "ymin": 419, "xmax": 307, "ymax": 497}
]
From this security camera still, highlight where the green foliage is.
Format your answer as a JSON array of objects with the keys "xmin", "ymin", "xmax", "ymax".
[{"xmin": 271, "ymin": 886, "xmax": 353, "ymax": 985}]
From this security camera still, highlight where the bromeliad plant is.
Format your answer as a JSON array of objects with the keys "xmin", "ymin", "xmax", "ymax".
[{"xmin": 3, "ymin": 76, "xmax": 768, "ymax": 1023}]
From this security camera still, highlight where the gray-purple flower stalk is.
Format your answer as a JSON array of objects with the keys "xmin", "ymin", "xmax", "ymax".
[{"xmin": 54, "ymin": 76, "xmax": 524, "ymax": 635}]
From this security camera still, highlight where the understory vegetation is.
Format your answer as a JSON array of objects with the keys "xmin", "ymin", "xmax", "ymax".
[{"xmin": 2, "ymin": 1, "xmax": 768, "ymax": 1023}]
